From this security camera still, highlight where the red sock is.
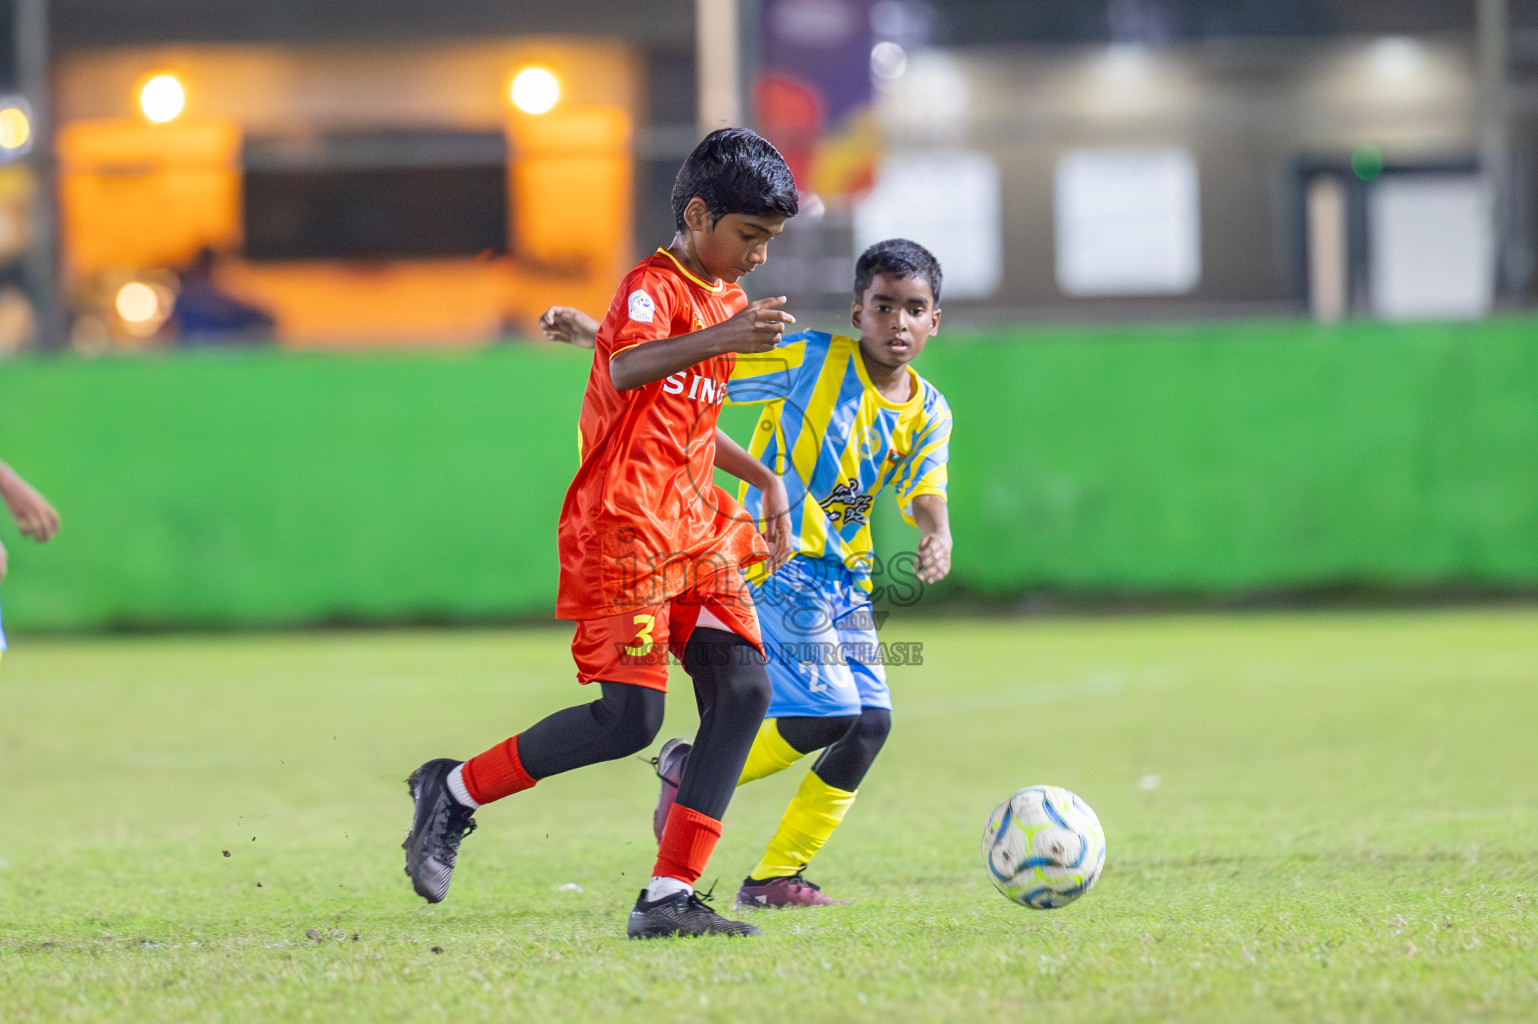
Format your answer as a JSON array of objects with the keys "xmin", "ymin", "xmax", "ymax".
[
  {"xmin": 461, "ymin": 734, "xmax": 537, "ymax": 805},
  {"xmin": 653, "ymin": 804, "xmax": 723, "ymax": 885}
]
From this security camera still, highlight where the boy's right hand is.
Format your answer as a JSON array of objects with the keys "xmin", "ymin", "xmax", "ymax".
[
  {"xmin": 0, "ymin": 469, "xmax": 58, "ymax": 543},
  {"xmin": 716, "ymin": 296, "xmax": 796, "ymax": 354},
  {"xmin": 539, "ymin": 306, "xmax": 599, "ymax": 349}
]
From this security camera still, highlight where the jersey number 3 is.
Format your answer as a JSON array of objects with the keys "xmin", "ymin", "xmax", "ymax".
[{"xmin": 623, "ymin": 613, "xmax": 657, "ymax": 657}]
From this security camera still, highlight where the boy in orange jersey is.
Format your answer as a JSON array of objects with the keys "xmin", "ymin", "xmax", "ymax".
[{"xmin": 403, "ymin": 128, "xmax": 800, "ymax": 939}]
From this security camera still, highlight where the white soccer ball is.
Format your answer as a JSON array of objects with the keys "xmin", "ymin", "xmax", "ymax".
[{"xmin": 982, "ymin": 785, "xmax": 1105, "ymax": 909}]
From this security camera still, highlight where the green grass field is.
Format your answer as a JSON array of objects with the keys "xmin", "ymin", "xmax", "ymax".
[{"xmin": 2, "ymin": 610, "xmax": 1537, "ymax": 1023}]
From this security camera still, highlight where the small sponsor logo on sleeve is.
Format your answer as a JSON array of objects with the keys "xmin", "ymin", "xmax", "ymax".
[{"xmin": 628, "ymin": 289, "xmax": 656, "ymax": 323}]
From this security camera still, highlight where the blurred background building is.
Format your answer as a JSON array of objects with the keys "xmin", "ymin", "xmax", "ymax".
[{"xmin": 0, "ymin": 0, "xmax": 1530, "ymax": 349}]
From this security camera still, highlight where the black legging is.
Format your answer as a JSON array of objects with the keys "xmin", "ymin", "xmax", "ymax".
[
  {"xmin": 674, "ymin": 628, "xmax": 772, "ymax": 819},
  {"xmin": 514, "ymin": 627, "xmax": 770, "ymax": 822},
  {"xmin": 516, "ymin": 681, "xmax": 665, "ymax": 780},
  {"xmin": 779, "ymin": 706, "xmax": 892, "ymax": 793}
]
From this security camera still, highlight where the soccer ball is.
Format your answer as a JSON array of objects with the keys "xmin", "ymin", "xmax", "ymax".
[{"xmin": 982, "ymin": 785, "xmax": 1105, "ymax": 909}]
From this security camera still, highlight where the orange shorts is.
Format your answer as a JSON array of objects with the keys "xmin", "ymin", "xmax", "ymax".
[{"xmin": 571, "ymin": 570, "xmax": 762, "ymax": 691}]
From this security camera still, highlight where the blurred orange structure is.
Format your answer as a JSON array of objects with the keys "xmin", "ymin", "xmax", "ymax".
[
  {"xmin": 59, "ymin": 119, "xmax": 240, "ymax": 275},
  {"xmin": 55, "ymin": 40, "xmax": 637, "ymax": 346}
]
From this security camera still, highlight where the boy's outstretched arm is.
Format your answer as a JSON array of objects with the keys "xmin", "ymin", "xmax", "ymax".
[
  {"xmin": 712, "ymin": 428, "xmax": 793, "ymax": 572},
  {"xmin": 539, "ymin": 306, "xmax": 599, "ymax": 349},
  {"xmin": 610, "ymin": 297, "xmax": 795, "ymax": 392},
  {"xmin": 0, "ymin": 460, "xmax": 60, "ymax": 584},
  {"xmin": 910, "ymin": 494, "xmax": 951, "ymax": 585},
  {"xmin": 0, "ymin": 461, "xmax": 59, "ymax": 543}
]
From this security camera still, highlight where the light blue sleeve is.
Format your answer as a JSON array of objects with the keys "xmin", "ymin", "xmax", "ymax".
[
  {"xmin": 726, "ymin": 331, "xmax": 822, "ymax": 404},
  {"xmin": 894, "ymin": 393, "xmax": 952, "ymax": 524}
]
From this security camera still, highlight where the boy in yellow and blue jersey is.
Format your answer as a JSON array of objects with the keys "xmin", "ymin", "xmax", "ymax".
[
  {"xmin": 703, "ymin": 238, "xmax": 951, "ymax": 907},
  {"xmin": 542, "ymin": 238, "xmax": 952, "ymax": 908}
]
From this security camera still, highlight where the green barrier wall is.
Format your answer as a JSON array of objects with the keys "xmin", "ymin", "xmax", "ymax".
[
  {"xmin": 1, "ymin": 318, "xmax": 1536, "ymax": 631},
  {"xmin": 0, "ymin": 347, "xmax": 591, "ymax": 630},
  {"xmin": 927, "ymin": 319, "xmax": 1538, "ymax": 596}
]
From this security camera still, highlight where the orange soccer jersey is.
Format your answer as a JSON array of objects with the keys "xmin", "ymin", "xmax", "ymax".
[{"xmin": 555, "ymin": 249, "xmax": 769, "ymax": 623}]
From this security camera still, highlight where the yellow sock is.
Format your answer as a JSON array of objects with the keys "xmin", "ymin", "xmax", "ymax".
[
  {"xmin": 738, "ymin": 718, "xmax": 806, "ymax": 785},
  {"xmin": 749, "ymin": 770, "xmax": 857, "ymax": 880}
]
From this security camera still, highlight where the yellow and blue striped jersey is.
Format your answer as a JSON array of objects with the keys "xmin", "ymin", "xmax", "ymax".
[{"xmin": 727, "ymin": 330, "xmax": 952, "ymax": 585}]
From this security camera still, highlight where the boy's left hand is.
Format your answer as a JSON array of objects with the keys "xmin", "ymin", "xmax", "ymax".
[
  {"xmin": 759, "ymin": 475, "xmax": 794, "ymax": 573},
  {"xmin": 916, "ymin": 529, "xmax": 952, "ymax": 585}
]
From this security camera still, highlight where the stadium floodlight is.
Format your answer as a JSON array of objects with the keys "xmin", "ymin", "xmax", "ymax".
[
  {"xmin": 115, "ymin": 282, "xmax": 160, "ymax": 325},
  {"xmin": 139, "ymin": 73, "xmax": 186, "ymax": 123},
  {"xmin": 871, "ymin": 41, "xmax": 907, "ymax": 80},
  {"xmin": 0, "ymin": 97, "xmax": 31, "ymax": 160},
  {"xmin": 510, "ymin": 68, "xmax": 560, "ymax": 115},
  {"xmin": 1368, "ymin": 36, "xmax": 1424, "ymax": 82}
]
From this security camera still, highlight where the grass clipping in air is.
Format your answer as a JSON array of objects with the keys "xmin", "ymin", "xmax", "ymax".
[{"xmin": 1, "ymin": 610, "xmax": 1536, "ymax": 1022}]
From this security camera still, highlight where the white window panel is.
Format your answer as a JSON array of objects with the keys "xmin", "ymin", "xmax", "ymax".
[
  {"xmin": 854, "ymin": 151, "xmax": 1002, "ymax": 300},
  {"xmin": 1054, "ymin": 148, "xmax": 1201, "ymax": 296},
  {"xmin": 1369, "ymin": 174, "xmax": 1493, "ymax": 321}
]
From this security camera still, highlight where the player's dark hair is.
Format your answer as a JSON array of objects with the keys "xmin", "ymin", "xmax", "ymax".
[
  {"xmin": 853, "ymin": 238, "xmax": 943, "ymax": 305},
  {"xmin": 671, "ymin": 127, "xmax": 799, "ymax": 231}
]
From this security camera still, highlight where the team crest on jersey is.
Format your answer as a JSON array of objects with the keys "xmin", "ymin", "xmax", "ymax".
[
  {"xmin": 857, "ymin": 425, "xmax": 881, "ymax": 459},
  {"xmin": 692, "ymin": 310, "xmax": 705, "ymax": 332},
  {"xmin": 819, "ymin": 480, "xmax": 874, "ymax": 528},
  {"xmin": 628, "ymin": 289, "xmax": 656, "ymax": 323}
]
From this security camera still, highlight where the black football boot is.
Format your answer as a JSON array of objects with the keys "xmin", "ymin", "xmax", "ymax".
[
  {"xmin": 626, "ymin": 887, "xmax": 763, "ymax": 939},
  {"xmin": 402, "ymin": 758, "xmax": 477, "ymax": 903}
]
